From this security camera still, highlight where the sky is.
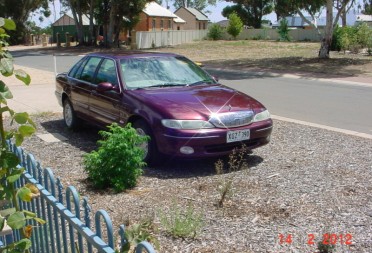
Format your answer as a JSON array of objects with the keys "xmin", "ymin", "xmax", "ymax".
[
  {"xmin": 34, "ymin": 0, "xmax": 365, "ymax": 28},
  {"xmin": 36, "ymin": 1, "xmax": 235, "ymax": 27}
]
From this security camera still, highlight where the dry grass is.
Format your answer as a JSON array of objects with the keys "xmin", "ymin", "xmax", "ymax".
[{"xmin": 147, "ymin": 40, "xmax": 372, "ymax": 78}]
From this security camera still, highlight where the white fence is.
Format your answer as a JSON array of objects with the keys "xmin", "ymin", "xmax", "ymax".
[
  {"xmin": 136, "ymin": 30, "xmax": 208, "ymax": 49},
  {"xmin": 222, "ymin": 28, "xmax": 324, "ymax": 41},
  {"xmin": 135, "ymin": 28, "xmax": 325, "ymax": 49}
]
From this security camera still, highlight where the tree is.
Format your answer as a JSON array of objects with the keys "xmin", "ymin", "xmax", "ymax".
[
  {"xmin": 172, "ymin": 0, "xmax": 217, "ymax": 12},
  {"xmin": 224, "ymin": 0, "xmax": 274, "ymax": 28},
  {"xmin": 274, "ymin": 0, "xmax": 356, "ymax": 58},
  {"xmin": 0, "ymin": 0, "xmax": 51, "ymax": 44},
  {"xmin": 361, "ymin": 0, "xmax": 372, "ymax": 14},
  {"xmin": 227, "ymin": 12, "xmax": 243, "ymax": 39}
]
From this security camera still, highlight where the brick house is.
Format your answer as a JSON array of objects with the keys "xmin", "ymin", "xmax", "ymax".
[
  {"xmin": 174, "ymin": 7, "xmax": 209, "ymax": 30},
  {"xmin": 135, "ymin": 1, "xmax": 178, "ymax": 32}
]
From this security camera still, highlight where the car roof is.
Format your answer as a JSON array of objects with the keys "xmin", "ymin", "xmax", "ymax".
[{"xmin": 87, "ymin": 51, "xmax": 181, "ymax": 60}]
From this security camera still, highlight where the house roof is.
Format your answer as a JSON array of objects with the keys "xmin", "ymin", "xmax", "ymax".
[
  {"xmin": 182, "ymin": 7, "xmax": 209, "ymax": 21},
  {"xmin": 143, "ymin": 1, "xmax": 178, "ymax": 18},
  {"xmin": 52, "ymin": 12, "xmax": 92, "ymax": 26},
  {"xmin": 174, "ymin": 16, "xmax": 186, "ymax": 23}
]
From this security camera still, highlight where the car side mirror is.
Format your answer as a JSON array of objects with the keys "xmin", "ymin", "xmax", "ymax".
[{"xmin": 97, "ymin": 82, "xmax": 116, "ymax": 92}]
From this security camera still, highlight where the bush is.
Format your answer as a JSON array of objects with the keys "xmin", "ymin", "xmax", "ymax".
[
  {"xmin": 84, "ymin": 123, "xmax": 148, "ymax": 192},
  {"xmin": 207, "ymin": 23, "xmax": 224, "ymax": 40},
  {"xmin": 227, "ymin": 12, "xmax": 243, "ymax": 39},
  {"xmin": 332, "ymin": 23, "xmax": 372, "ymax": 53},
  {"xmin": 277, "ymin": 18, "xmax": 291, "ymax": 41}
]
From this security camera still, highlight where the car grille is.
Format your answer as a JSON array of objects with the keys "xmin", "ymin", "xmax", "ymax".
[{"xmin": 209, "ymin": 110, "xmax": 254, "ymax": 128}]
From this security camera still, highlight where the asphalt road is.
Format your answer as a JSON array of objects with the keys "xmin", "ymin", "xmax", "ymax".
[{"xmin": 12, "ymin": 53, "xmax": 372, "ymax": 136}]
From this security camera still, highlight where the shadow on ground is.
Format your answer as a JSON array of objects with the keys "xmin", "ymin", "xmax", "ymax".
[
  {"xmin": 39, "ymin": 117, "xmax": 264, "ymax": 179},
  {"xmin": 203, "ymin": 56, "xmax": 372, "ymax": 80}
]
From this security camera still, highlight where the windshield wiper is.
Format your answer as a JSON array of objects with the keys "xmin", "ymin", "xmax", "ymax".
[
  {"xmin": 187, "ymin": 80, "xmax": 214, "ymax": 86},
  {"xmin": 147, "ymin": 83, "xmax": 186, "ymax": 88}
]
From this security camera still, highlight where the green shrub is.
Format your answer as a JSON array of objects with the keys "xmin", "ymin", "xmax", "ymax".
[
  {"xmin": 356, "ymin": 22, "xmax": 372, "ymax": 49},
  {"xmin": 332, "ymin": 24, "xmax": 372, "ymax": 53},
  {"xmin": 207, "ymin": 23, "xmax": 224, "ymax": 40},
  {"xmin": 159, "ymin": 202, "xmax": 204, "ymax": 238},
  {"xmin": 277, "ymin": 18, "xmax": 291, "ymax": 41},
  {"xmin": 84, "ymin": 123, "xmax": 148, "ymax": 192},
  {"xmin": 227, "ymin": 12, "xmax": 243, "ymax": 39}
]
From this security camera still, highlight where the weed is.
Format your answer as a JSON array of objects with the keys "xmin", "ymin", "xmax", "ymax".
[
  {"xmin": 159, "ymin": 202, "xmax": 204, "ymax": 238},
  {"xmin": 317, "ymin": 239, "xmax": 335, "ymax": 253},
  {"xmin": 121, "ymin": 217, "xmax": 160, "ymax": 253},
  {"xmin": 215, "ymin": 145, "xmax": 249, "ymax": 207}
]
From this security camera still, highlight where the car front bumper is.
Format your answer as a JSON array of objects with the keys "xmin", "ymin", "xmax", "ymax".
[{"xmin": 155, "ymin": 119, "xmax": 273, "ymax": 158}]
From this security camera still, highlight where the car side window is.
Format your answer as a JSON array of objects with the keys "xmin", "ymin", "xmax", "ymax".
[
  {"xmin": 94, "ymin": 59, "xmax": 118, "ymax": 86},
  {"xmin": 80, "ymin": 57, "xmax": 102, "ymax": 83},
  {"xmin": 69, "ymin": 58, "xmax": 86, "ymax": 78}
]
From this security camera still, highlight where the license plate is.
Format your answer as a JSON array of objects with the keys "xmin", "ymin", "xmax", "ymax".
[{"xmin": 226, "ymin": 129, "xmax": 250, "ymax": 143}]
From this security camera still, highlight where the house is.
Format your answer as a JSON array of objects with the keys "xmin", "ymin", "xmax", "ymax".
[
  {"xmin": 134, "ymin": 1, "xmax": 178, "ymax": 32},
  {"xmin": 272, "ymin": 13, "xmax": 359, "ymax": 29},
  {"xmin": 173, "ymin": 16, "xmax": 186, "ymax": 30},
  {"xmin": 355, "ymin": 14, "xmax": 372, "ymax": 26},
  {"xmin": 52, "ymin": 13, "xmax": 92, "ymax": 43},
  {"xmin": 174, "ymin": 7, "xmax": 209, "ymax": 30}
]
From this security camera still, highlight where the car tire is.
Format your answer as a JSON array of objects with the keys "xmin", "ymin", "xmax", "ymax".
[
  {"xmin": 63, "ymin": 99, "xmax": 80, "ymax": 130},
  {"xmin": 133, "ymin": 120, "xmax": 162, "ymax": 166}
]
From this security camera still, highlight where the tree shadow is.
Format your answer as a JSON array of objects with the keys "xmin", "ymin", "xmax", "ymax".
[{"xmin": 203, "ymin": 56, "xmax": 371, "ymax": 80}]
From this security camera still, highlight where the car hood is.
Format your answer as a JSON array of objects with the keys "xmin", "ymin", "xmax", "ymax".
[{"xmin": 130, "ymin": 84, "xmax": 265, "ymax": 119}]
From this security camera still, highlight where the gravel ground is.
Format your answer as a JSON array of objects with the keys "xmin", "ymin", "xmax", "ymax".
[{"xmin": 11, "ymin": 112, "xmax": 372, "ymax": 253}]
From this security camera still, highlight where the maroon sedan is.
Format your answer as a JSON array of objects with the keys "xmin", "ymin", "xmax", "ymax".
[{"xmin": 55, "ymin": 52, "xmax": 272, "ymax": 164}]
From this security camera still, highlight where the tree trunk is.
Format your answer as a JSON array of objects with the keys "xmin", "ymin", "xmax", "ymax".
[
  {"xmin": 319, "ymin": 0, "xmax": 333, "ymax": 59},
  {"xmin": 88, "ymin": 0, "xmax": 95, "ymax": 46},
  {"xmin": 107, "ymin": 7, "xmax": 116, "ymax": 47}
]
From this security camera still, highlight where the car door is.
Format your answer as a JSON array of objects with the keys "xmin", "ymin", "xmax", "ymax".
[
  {"xmin": 68, "ymin": 56, "xmax": 102, "ymax": 119},
  {"xmin": 89, "ymin": 58, "xmax": 122, "ymax": 125}
]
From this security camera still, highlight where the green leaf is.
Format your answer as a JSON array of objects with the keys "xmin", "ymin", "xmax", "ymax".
[
  {"xmin": 14, "ymin": 133, "xmax": 24, "ymax": 146},
  {"xmin": 0, "ymin": 17, "xmax": 4, "ymax": 27},
  {"xmin": 7, "ymin": 173, "xmax": 21, "ymax": 183},
  {"xmin": 0, "ymin": 80, "xmax": 13, "ymax": 100},
  {"xmin": 0, "ymin": 151, "xmax": 20, "ymax": 169},
  {"xmin": 22, "ymin": 210, "xmax": 36, "ymax": 218},
  {"xmin": 0, "ymin": 207, "xmax": 16, "ymax": 217},
  {"xmin": 0, "ymin": 216, "xmax": 4, "ymax": 231},
  {"xmin": 0, "ymin": 58, "xmax": 14, "ymax": 74},
  {"xmin": 13, "ymin": 112, "xmax": 29, "ymax": 124},
  {"xmin": 17, "ymin": 187, "xmax": 32, "ymax": 202},
  {"xmin": 33, "ymin": 217, "xmax": 46, "ymax": 225},
  {"xmin": 0, "ymin": 27, "xmax": 5, "ymax": 35},
  {"xmin": 3, "ymin": 19, "xmax": 16, "ymax": 31},
  {"xmin": 7, "ymin": 212, "xmax": 26, "ymax": 229},
  {"xmin": 18, "ymin": 125, "xmax": 36, "ymax": 137},
  {"xmin": 14, "ymin": 69, "xmax": 31, "ymax": 85},
  {"xmin": 14, "ymin": 238, "xmax": 32, "ymax": 251}
]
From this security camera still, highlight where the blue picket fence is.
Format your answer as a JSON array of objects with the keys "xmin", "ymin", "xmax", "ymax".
[{"xmin": 0, "ymin": 142, "xmax": 155, "ymax": 253}]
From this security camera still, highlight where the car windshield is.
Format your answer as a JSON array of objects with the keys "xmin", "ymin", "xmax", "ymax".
[{"xmin": 120, "ymin": 56, "xmax": 216, "ymax": 89}]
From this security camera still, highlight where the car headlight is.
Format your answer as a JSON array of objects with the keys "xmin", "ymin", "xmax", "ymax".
[
  {"xmin": 161, "ymin": 119, "xmax": 214, "ymax": 129},
  {"xmin": 253, "ymin": 110, "xmax": 271, "ymax": 122}
]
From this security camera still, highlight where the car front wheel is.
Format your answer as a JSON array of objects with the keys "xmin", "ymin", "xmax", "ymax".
[
  {"xmin": 133, "ymin": 120, "xmax": 161, "ymax": 166},
  {"xmin": 63, "ymin": 99, "xmax": 80, "ymax": 130}
]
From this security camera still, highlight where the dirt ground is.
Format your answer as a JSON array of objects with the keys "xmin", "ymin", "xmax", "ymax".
[{"xmin": 34, "ymin": 40, "xmax": 372, "ymax": 79}]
